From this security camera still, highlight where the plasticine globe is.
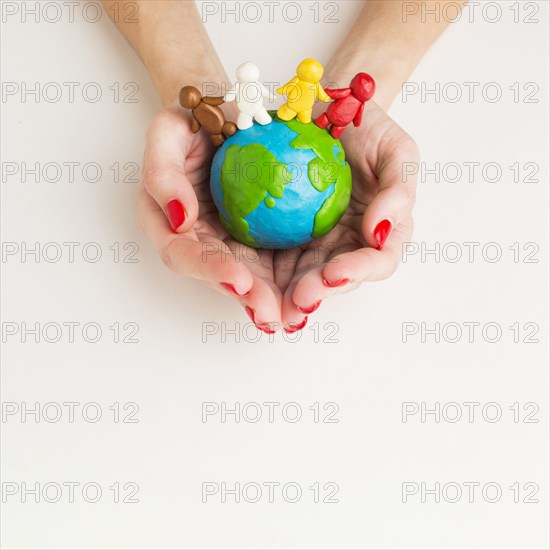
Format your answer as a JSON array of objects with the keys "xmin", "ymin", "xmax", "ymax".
[{"xmin": 210, "ymin": 113, "xmax": 352, "ymax": 249}]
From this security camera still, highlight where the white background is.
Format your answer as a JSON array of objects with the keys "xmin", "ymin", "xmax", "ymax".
[{"xmin": 1, "ymin": 1, "xmax": 549, "ymax": 548}]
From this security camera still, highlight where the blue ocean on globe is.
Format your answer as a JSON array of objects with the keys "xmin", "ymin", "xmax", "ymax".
[{"xmin": 210, "ymin": 114, "xmax": 351, "ymax": 249}]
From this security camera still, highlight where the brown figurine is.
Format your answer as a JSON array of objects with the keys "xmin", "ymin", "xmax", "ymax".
[{"xmin": 179, "ymin": 86, "xmax": 238, "ymax": 146}]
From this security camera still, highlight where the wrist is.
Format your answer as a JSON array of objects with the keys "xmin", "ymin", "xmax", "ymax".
[
  {"xmin": 324, "ymin": 0, "xmax": 467, "ymax": 111},
  {"xmin": 325, "ymin": 42, "xmax": 418, "ymax": 111},
  {"xmin": 133, "ymin": 2, "xmax": 229, "ymax": 107},
  {"xmin": 143, "ymin": 49, "xmax": 228, "ymax": 108}
]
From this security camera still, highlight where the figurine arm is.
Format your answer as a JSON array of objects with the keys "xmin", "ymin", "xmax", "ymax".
[
  {"xmin": 316, "ymin": 83, "xmax": 332, "ymax": 103},
  {"xmin": 224, "ymin": 83, "xmax": 238, "ymax": 103},
  {"xmin": 325, "ymin": 88, "xmax": 351, "ymax": 100},
  {"xmin": 261, "ymin": 84, "xmax": 276, "ymax": 102},
  {"xmin": 202, "ymin": 96, "xmax": 225, "ymax": 106},
  {"xmin": 277, "ymin": 77, "xmax": 299, "ymax": 95},
  {"xmin": 353, "ymin": 102, "xmax": 365, "ymax": 127}
]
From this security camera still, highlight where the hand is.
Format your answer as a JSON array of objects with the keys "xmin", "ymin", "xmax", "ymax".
[
  {"xmin": 276, "ymin": 101, "xmax": 419, "ymax": 327},
  {"xmin": 138, "ymin": 103, "xmax": 287, "ymax": 333}
]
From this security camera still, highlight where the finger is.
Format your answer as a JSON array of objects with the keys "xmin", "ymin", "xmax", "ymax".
[
  {"xmin": 362, "ymin": 185, "xmax": 415, "ymax": 249},
  {"xmin": 290, "ymin": 218, "xmax": 413, "ymax": 311},
  {"xmin": 142, "ymin": 110, "xmax": 204, "ymax": 234},
  {"xmin": 281, "ymin": 287, "xmax": 310, "ymax": 334},
  {"xmin": 273, "ymin": 247, "xmax": 301, "ymax": 294},
  {"xmin": 285, "ymin": 243, "xmax": 342, "ymax": 318},
  {"xmin": 242, "ymin": 276, "xmax": 283, "ymax": 334},
  {"xmin": 279, "ymin": 246, "xmax": 331, "ymax": 329},
  {"xmin": 322, "ymin": 216, "xmax": 414, "ymax": 284},
  {"xmin": 363, "ymin": 139, "xmax": 419, "ymax": 249},
  {"xmin": 137, "ymin": 187, "xmax": 254, "ymax": 296},
  {"xmin": 291, "ymin": 263, "xmax": 356, "ymax": 311}
]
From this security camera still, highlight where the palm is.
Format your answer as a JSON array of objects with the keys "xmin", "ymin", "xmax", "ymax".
[
  {"xmin": 272, "ymin": 102, "xmax": 419, "ymax": 324},
  {"xmin": 139, "ymin": 102, "xmax": 418, "ymax": 331},
  {"xmin": 140, "ymin": 106, "xmax": 283, "ymax": 331},
  {"xmin": 190, "ymin": 132, "xmax": 282, "ymax": 323}
]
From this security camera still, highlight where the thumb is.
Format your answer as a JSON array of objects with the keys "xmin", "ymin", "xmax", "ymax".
[
  {"xmin": 362, "ymin": 138, "xmax": 419, "ymax": 249},
  {"xmin": 362, "ymin": 184, "xmax": 416, "ymax": 249},
  {"xmin": 142, "ymin": 110, "xmax": 202, "ymax": 233}
]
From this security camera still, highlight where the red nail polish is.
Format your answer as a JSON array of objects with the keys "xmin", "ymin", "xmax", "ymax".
[
  {"xmin": 297, "ymin": 301, "xmax": 321, "ymax": 314},
  {"xmin": 166, "ymin": 199, "xmax": 186, "ymax": 232},
  {"xmin": 245, "ymin": 307, "xmax": 276, "ymax": 333},
  {"xmin": 284, "ymin": 317, "xmax": 308, "ymax": 334},
  {"xmin": 374, "ymin": 219, "xmax": 392, "ymax": 250},
  {"xmin": 323, "ymin": 278, "xmax": 350, "ymax": 288},
  {"xmin": 245, "ymin": 306, "xmax": 255, "ymax": 323},
  {"xmin": 257, "ymin": 324, "xmax": 277, "ymax": 335},
  {"xmin": 220, "ymin": 282, "xmax": 249, "ymax": 297}
]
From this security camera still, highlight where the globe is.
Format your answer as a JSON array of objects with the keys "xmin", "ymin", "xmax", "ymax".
[{"xmin": 210, "ymin": 113, "xmax": 352, "ymax": 249}]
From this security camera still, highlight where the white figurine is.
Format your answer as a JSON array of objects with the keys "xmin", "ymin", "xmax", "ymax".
[{"xmin": 224, "ymin": 62, "xmax": 276, "ymax": 130}]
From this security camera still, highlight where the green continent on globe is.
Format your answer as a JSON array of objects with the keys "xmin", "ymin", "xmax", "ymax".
[
  {"xmin": 283, "ymin": 117, "xmax": 352, "ymax": 238},
  {"xmin": 220, "ymin": 143, "xmax": 291, "ymax": 248}
]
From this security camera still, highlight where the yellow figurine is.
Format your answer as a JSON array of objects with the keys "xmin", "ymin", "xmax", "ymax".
[{"xmin": 276, "ymin": 58, "xmax": 330, "ymax": 124}]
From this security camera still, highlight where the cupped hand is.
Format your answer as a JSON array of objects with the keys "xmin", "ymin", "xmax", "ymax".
[
  {"xmin": 138, "ymin": 101, "xmax": 419, "ymax": 333},
  {"xmin": 276, "ymin": 101, "xmax": 420, "ymax": 327},
  {"xmin": 137, "ymin": 103, "xmax": 286, "ymax": 333}
]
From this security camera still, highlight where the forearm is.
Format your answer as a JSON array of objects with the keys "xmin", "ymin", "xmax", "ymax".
[
  {"xmin": 326, "ymin": 0, "xmax": 468, "ymax": 110},
  {"xmin": 102, "ymin": 0, "xmax": 228, "ymax": 106}
]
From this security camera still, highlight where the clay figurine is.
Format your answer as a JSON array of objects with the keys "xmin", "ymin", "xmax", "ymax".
[
  {"xmin": 224, "ymin": 62, "xmax": 276, "ymax": 130},
  {"xmin": 276, "ymin": 58, "xmax": 331, "ymax": 124},
  {"xmin": 314, "ymin": 72, "xmax": 375, "ymax": 138},
  {"xmin": 179, "ymin": 85, "xmax": 238, "ymax": 146}
]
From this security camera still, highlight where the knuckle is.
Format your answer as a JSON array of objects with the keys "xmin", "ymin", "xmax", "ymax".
[
  {"xmin": 159, "ymin": 238, "xmax": 179, "ymax": 273},
  {"xmin": 406, "ymin": 137, "xmax": 421, "ymax": 162},
  {"xmin": 378, "ymin": 255, "xmax": 401, "ymax": 282},
  {"xmin": 389, "ymin": 254, "xmax": 402, "ymax": 277},
  {"xmin": 401, "ymin": 184, "xmax": 417, "ymax": 208},
  {"xmin": 364, "ymin": 246, "xmax": 401, "ymax": 282},
  {"xmin": 142, "ymin": 165, "xmax": 164, "ymax": 193},
  {"xmin": 142, "ymin": 165, "xmax": 178, "ymax": 198}
]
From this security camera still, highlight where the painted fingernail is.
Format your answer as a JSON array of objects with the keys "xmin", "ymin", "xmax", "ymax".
[
  {"xmin": 245, "ymin": 307, "xmax": 276, "ymax": 334},
  {"xmin": 245, "ymin": 306, "xmax": 256, "ymax": 323},
  {"xmin": 284, "ymin": 317, "xmax": 308, "ymax": 334},
  {"xmin": 257, "ymin": 323, "xmax": 277, "ymax": 335},
  {"xmin": 244, "ymin": 306, "xmax": 276, "ymax": 334},
  {"xmin": 374, "ymin": 219, "xmax": 392, "ymax": 250},
  {"xmin": 166, "ymin": 199, "xmax": 186, "ymax": 232},
  {"xmin": 323, "ymin": 278, "xmax": 350, "ymax": 288},
  {"xmin": 220, "ymin": 282, "xmax": 249, "ymax": 297},
  {"xmin": 297, "ymin": 300, "xmax": 321, "ymax": 314}
]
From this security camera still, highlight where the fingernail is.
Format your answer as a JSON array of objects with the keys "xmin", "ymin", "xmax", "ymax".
[
  {"xmin": 245, "ymin": 306, "xmax": 276, "ymax": 334},
  {"xmin": 245, "ymin": 306, "xmax": 256, "ymax": 323},
  {"xmin": 220, "ymin": 282, "xmax": 249, "ymax": 297},
  {"xmin": 284, "ymin": 317, "xmax": 308, "ymax": 334},
  {"xmin": 374, "ymin": 219, "xmax": 392, "ymax": 250},
  {"xmin": 166, "ymin": 199, "xmax": 186, "ymax": 232},
  {"xmin": 297, "ymin": 300, "xmax": 321, "ymax": 314},
  {"xmin": 257, "ymin": 323, "xmax": 277, "ymax": 335},
  {"xmin": 323, "ymin": 278, "xmax": 350, "ymax": 288}
]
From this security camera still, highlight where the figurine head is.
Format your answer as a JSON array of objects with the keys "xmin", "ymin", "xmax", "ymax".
[
  {"xmin": 350, "ymin": 73, "xmax": 375, "ymax": 102},
  {"xmin": 179, "ymin": 86, "xmax": 202, "ymax": 109},
  {"xmin": 296, "ymin": 58, "xmax": 324, "ymax": 83},
  {"xmin": 236, "ymin": 62, "xmax": 260, "ymax": 83}
]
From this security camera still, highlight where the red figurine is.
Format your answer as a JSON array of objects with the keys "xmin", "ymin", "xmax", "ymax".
[{"xmin": 314, "ymin": 72, "xmax": 375, "ymax": 139}]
